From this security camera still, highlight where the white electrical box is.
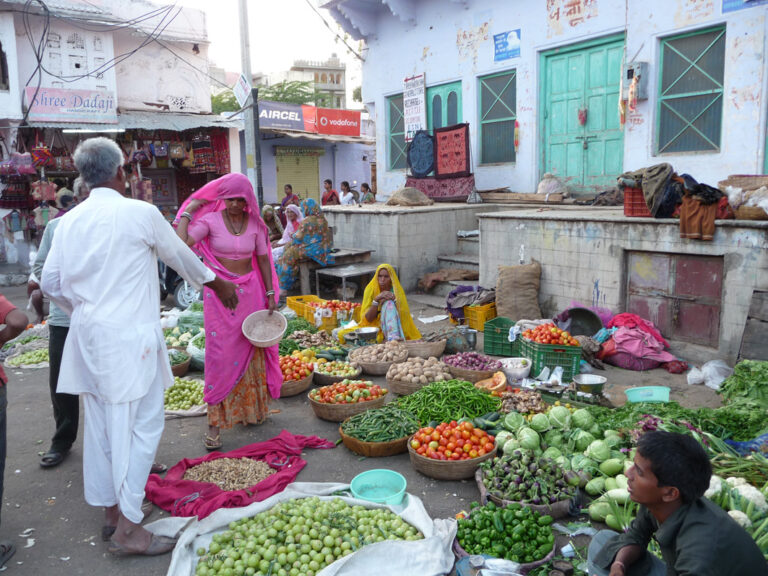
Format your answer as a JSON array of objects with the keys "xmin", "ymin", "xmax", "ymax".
[{"xmin": 622, "ymin": 62, "xmax": 649, "ymax": 100}]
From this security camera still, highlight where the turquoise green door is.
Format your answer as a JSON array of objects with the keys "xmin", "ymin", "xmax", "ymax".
[
  {"xmin": 427, "ymin": 81, "xmax": 462, "ymax": 131},
  {"xmin": 542, "ymin": 37, "xmax": 624, "ymax": 192}
]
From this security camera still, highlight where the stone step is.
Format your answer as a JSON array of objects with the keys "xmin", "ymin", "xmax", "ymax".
[
  {"xmin": 432, "ymin": 279, "xmax": 479, "ymax": 298},
  {"xmin": 436, "ymin": 253, "xmax": 479, "ymax": 271},
  {"xmin": 457, "ymin": 236, "xmax": 479, "ymax": 257},
  {"xmin": 406, "ymin": 293, "xmax": 447, "ymax": 315}
]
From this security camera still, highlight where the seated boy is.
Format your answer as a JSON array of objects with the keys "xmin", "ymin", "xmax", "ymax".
[{"xmin": 588, "ymin": 430, "xmax": 768, "ymax": 576}]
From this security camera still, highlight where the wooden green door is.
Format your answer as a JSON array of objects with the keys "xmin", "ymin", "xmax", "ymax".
[
  {"xmin": 542, "ymin": 36, "xmax": 624, "ymax": 193},
  {"xmin": 427, "ymin": 81, "xmax": 462, "ymax": 131}
]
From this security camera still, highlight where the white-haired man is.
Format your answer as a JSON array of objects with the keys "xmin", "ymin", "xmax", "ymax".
[{"xmin": 41, "ymin": 137, "xmax": 238, "ymax": 556}]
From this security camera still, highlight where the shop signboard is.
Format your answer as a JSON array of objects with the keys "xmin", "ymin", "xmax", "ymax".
[
  {"xmin": 259, "ymin": 101, "xmax": 317, "ymax": 132},
  {"xmin": 233, "ymin": 73, "xmax": 252, "ymax": 108},
  {"xmin": 403, "ymin": 74, "xmax": 426, "ymax": 142},
  {"xmin": 316, "ymin": 108, "xmax": 361, "ymax": 137},
  {"xmin": 25, "ymin": 87, "xmax": 117, "ymax": 123}
]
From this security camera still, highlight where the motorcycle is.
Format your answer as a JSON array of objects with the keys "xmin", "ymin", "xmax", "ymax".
[{"xmin": 159, "ymin": 261, "xmax": 201, "ymax": 309}]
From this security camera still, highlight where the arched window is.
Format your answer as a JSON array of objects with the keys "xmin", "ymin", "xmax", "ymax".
[
  {"xmin": 0, "ymin": 41, "xmax": 8, "ymax": 90},
  {"xmin": 447, "ymin": 91, "xmax": 458, "ymax": 126},
  {"xmin": 321, "ymin": 73, "xmax": 327, "ymax": 83},
  {"xmin": 336, "ymin": 73, "xmax": 341, "ymax": 84},
  {"xmin": 431, "ymin": 94, "xmax": 442, "ymax": 129}
]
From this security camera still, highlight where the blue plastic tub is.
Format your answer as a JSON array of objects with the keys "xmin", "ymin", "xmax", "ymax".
[
  {"xmin": 350, "ymin": 469, "xmax": 407, "ymax": 505},
  {"xmin": 625, "ymin": 386, "xmax": 670, "ymax": 403}
]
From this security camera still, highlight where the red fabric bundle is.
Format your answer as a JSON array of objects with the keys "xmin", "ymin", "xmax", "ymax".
[
  {"xmin": 144, "ymin": 430, "xmax": 334, "ymax": 519},
  {"xmin": 607, "ymin": 313, "xmax": 669, "ymax": 348}
]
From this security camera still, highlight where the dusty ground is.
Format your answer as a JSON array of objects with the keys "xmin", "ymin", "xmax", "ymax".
[{"xmin": 0, "ymin": 284, "xmax": 722, "ymax": 575}]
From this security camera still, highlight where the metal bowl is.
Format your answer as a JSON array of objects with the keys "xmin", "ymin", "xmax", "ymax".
[
  {"xmin": 353, "ymin": 327, "xmax": 379, "ymax": 342},
  {"xmin": 572, "ymin": 374, "xmax": 606, "ymax": 394}
]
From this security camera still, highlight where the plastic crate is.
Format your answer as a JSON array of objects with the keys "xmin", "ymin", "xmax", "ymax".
[
  {"xmin": 520, "ymin": 337, "xmax": 581, "ymax": 381},
  {"xmin": 464, "ymin": 303, "xmax": 497, "ymax": 332},
  {"xmin": 623, "ymin": 187, "xmax": 652, "ymax": 217},
  {"xmin": 483, "ymin": 317, "xmax": 521, "ymax": 357},
  {"xmin": 286, "ymin": 295, "xmax": 324, "ymax": 317},
  {"xmin": 303, "ymin": 306, "xmax": 339, "ymax": 331}
]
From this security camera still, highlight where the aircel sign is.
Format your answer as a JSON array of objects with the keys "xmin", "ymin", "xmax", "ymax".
[
  {"xmin": 258, "ymin": 101, "xmax": 316, "ymax": 132},
  {"xmin": 316, "ymin": 108, "xmax": 361, "ymax": 137}
]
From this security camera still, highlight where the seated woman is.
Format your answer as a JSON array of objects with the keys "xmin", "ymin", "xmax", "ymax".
[
  {"xmin": 276, "ymin": 198, "xmax": 333, "ymax": 291},
  {"xmin": 360, "ymin": 182, "xmax": 375, "ymax": 204},
  {"xmin": 340, "ymin": 264, "xmax": 421, "ymax": 343},
  {"xmin": 262, "ymin": 205, "xmax": 283, "ymax": 243},
  {"xmin": 271, "ymin": 204, "xmax": 302, "ymax": 260}
]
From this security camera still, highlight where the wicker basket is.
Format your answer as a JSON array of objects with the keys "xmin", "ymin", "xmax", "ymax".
[
  {"xmin": 308, "ymin": 393, "xmax": 388, "ymax": 422},
  {"xmin": 453, "ymin": 533, "xmax": 555, "ymax": 571},
  {"xmin": 407, "ymin": 440, "xmax": 497, "ymax": 480},
  {"xmin": 734, "ymin": 206, "xmax": 768, "ymax": 221},
  {"xmin": 474, "ymin": 469, "xmax": 576, "ymax": 519},
  {"xmin": 313, "ymin": 366, "xmax": 362, "ymax": 387},
  {"xmin": 338, "ymin": 423, "xmax": 409, "ymax": 457},
  {"xmin": 447, "ymin": 365, "xmax": 495, "ymax": 384},
  {"xmin": 280, "ymin": 371, "xmax": 314, "ymax": 397},
  {"xmin": 169, "ymin": 348, "xmax": 191, "ymax": 378},
  {"xmin": 404, "ymin": 339, "xmax": 447, "ymax": 359},
  {"xmin": 386, "ymin": 376, "xmax": 446, "ymax": 396},
  {"xmin": 349, "ymin": 346, "xmax": 409, "ymax": 376},
  {"xmin": 718, "ymin": 175, "xmax": 768, "ymax": 192}
]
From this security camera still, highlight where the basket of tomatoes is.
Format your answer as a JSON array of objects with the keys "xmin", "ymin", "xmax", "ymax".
[
  {"xmin": 407, "ymin": 421, "xmax": 497, "ymax": 480},
  {"xmin": 279, "ymin": 355, "xmax": 314, "ymax": 397},
  {"xmin": 521, "ymin": 323, "xmax": 582, "ymax": 382},
  {"xmin": 313, "ymin": 360, "xmax": 362, "ymax": 387},
  {"xmin": 308, "ymin": 379, "xmax": 389, "ymax": 422}
]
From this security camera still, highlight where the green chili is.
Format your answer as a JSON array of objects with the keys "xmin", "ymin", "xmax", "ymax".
[{"xmin": 394, "ymin": 379, "xmax": 501, "ymax": 425}]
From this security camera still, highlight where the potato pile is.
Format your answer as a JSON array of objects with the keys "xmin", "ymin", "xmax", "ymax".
[
  {"xmin": 386, "ymin": 356, "xmax": 452, "ymax": 384},
  {"xmin": 349, "ymin": 341, "xmax": 407, "ymax": 365}
]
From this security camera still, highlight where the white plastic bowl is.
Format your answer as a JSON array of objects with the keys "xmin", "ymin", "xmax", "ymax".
[
  {"xmin": 242, "ymin": 310, "xmax": 287, "ymax": 348},
  {"xmin": 500, "ymin": 357, "xmax": 532, "ymax": 381}
]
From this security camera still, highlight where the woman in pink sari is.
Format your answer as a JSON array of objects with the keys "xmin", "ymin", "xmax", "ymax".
[
  {"xmin": 271, "ymin": 204, "xmax": 303, "ymax": 260},
  {"xmin": 175, "ymin": 174, "xmax": 281, "ymax": 450}
]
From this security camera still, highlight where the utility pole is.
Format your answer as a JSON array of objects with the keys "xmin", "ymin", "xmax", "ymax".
[{"xmin": 237, "ymin": 0, "xmax": 262, "ymax": 205}]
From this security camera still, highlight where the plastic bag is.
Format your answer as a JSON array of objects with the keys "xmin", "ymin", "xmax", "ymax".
[
  {"xmin": 177, "ymin": 310, "xmax": 204, "ymax": 333},
  {"xmin": 186, "ymin": 331, "xmax": 205, "ymax": 371},
  {"xmin": 687, "ymin": 366, "xmax": 705, "ymax": 386},
  {"xmin": 701, "ymin": 360, "xmax": 733, "ymax": 390}
]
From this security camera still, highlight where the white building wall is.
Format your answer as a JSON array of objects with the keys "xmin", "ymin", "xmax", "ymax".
[
  {"xmin": 15, "ymin": 17, "xmax": 118, "ymax": 99},
  {"xmin": 0, "ymin": 13, "xmax": 21, "ymax": 120},
  {"xmin": 114, "ymin": 36, "xmax": 212, "ymax": 113},
  {"xmin": 359, "ymin": 0, "xmax": 768, "ymax": 197}
]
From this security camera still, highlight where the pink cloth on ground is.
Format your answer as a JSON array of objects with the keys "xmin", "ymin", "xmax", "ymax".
[
  {"xmin": 176, "ymin": 173, "xmax": 282, "ymax": 403},
  {"xmin": 607, "ymin": 313, "xmax": 669, "ymax": 349},
  {"xmin": 188, "ymin": 211, "xmax": 267, "ymax": 260},
  {"xmin": 144, "ymin": 430, "xmax": 335, "ymax": 519},
  {"xmin": 609, "ymin": 326, "xmax": 677, "ymax": 364}
]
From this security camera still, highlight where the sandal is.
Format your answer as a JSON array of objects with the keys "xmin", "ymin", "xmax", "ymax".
[
  {"xmin": 0, "ymin": 540, "xmax": 15, "ymax": 568},
  {"xmin": 108, "ymin": 533, "xmax": 177, "ymax": 556},
  {"xmin": 203, "ymin": 434, "xmax": 222, "ymax": 451},
  {"xmin": 40, "ymin": 450, "xmax": 68, "ymax": 468}
]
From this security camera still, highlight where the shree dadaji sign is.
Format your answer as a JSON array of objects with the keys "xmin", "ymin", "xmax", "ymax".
[{"xmin": 25, "ymin": 87, "xmax": 118, "ymax": 124}]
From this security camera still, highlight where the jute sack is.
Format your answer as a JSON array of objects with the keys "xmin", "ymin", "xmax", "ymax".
[
  {"xmin": 496, "ymin": 260, "xmax": 542, "ymax": 321},
  {"xmin": 385, "ymin": 187, "xmax": 434, "ymax": 206}
]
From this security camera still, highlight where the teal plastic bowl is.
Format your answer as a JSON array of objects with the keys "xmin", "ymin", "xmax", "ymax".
[
  {"xmin": 625, "ymin": 386, "xmax": 670, "ymax": 403},
  {"xmin": 350, "ymin": 469, "xmax": 407, "ymax": 505}
]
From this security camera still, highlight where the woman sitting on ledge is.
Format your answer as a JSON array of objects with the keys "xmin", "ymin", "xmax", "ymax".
[{"xmin": 341, "ymin": 264, "xmax": 420, "ymax": 343}]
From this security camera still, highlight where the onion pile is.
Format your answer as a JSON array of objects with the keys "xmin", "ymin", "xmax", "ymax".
[{"xmin": 443, "ymin": 352, "xmax": 501, "ymax": 372}]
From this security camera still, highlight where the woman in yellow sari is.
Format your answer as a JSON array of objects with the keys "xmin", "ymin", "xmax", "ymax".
[{"xmin": 343, "ymin": 264, "xmax": 420, "ymax": 342}]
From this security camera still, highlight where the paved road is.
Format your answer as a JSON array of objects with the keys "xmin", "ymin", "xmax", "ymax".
[{"xmin": 0, "ymin": 284, "xmax": 721, "ymax": 575}]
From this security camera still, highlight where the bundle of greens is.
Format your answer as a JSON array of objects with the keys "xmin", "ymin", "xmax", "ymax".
[{"xmin": 719, "ymin": 360, "xmax": 768, "ymax": 407}]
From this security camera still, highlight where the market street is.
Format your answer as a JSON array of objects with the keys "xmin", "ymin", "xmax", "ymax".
[{"xmin": 0, "ymin": 284, "xmax": 726, "ymax": 575}]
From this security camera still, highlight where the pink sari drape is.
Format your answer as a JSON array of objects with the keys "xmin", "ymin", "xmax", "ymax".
[{"xmin": 176, "ymin": 173, "xmax": 282, "ymax": 403}]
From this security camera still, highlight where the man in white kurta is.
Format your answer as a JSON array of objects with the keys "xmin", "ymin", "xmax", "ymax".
[{"xmin": 41, "ymin": 137, "xmax": 238, "ymax": 556}]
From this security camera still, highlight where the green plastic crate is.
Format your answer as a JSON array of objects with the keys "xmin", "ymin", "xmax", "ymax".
[
  {"xmin": 483, "ymin": 317, "xmax": 520, "ymax": 357},
  {"xmin": 520, "ymin": 337, "xmax": 581, "ymax": 381}
]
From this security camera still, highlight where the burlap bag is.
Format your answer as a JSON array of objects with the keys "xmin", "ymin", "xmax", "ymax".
[
  {"xmin": 385, "ymin": 187, "xmax": 434, "ymax": 206},
  {"xmin": 495, "ymin": 260, "xmax": 542, "ymax": 321}
]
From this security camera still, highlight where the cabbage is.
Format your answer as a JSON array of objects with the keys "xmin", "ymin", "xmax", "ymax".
[
  {"xmin": 589, "ymin": 423, "xmax": 602, "ymax": 437},
  {"xmin": 610, "ymin": 450, "xmax": 626, "ymax": 461},
  {"xmin": 502, "ymin": 437, "xmax": 520, "ymax": 455},
  {"xmin": 603, "ymin": 429, "xmax": 620, "ymax": 438},
  {"xmin": 544, "ymin": 429, "xmax": 564, "ymax": 448},
  {"xmin": 494, "ymin": 430, "xmax": 513, "ymax": 449},
  {"xmin": 543, "ymin": 446, "xmax": 562, "ymax": 460},
  {"xmin": 586, "ymin": 440, "xmax": 611, "ymax": 462},
  {"xmin": 571, "ymin": 408, "xmax": 594, "ymax": 430},
  {"xmin": 574, "ymin": 430, "xmax": 596, "ymax": 451},
  {"xmin": 598, "ymin": 458, "xmax": 624, "ymax": 476},
  {"xmin": 529, "ymin": 413, "xmax": 550, "ymax": 433},
  {"xmin": 517, "ymin": 427, "xmax": 540, "ymax": 450},
  {"xmin": 604, "ymin": 434, "xmax": 623, "ymax": 449},
  {"xmin": 548, "ymin": 406, "xmax": 571, "ymax": 429},
  {"xmin": 503, "ymin": 411, "xmax": 525, "ymax": 432}
]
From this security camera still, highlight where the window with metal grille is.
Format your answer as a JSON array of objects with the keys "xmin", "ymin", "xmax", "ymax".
[
  {"xmin": 479, "ymin": 70, "xmax": 516, "ymax": 164},
  {"xmin": 387, "ymin": 94, "xmax": 406, "ymax": 170},
  {"xmin": 657, "ymin": 27, "xmax": 725, "ymax": 154}
]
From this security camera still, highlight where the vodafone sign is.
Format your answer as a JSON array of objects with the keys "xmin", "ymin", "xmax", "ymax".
[{"xmin": 316, "ymin": 108, "xmax": 361, "ymax": 137}]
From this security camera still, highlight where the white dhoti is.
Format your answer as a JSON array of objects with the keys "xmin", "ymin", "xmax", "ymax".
[{"xmin": 82, "ymin": 373, "xmax": 164, "ymax": 524}]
